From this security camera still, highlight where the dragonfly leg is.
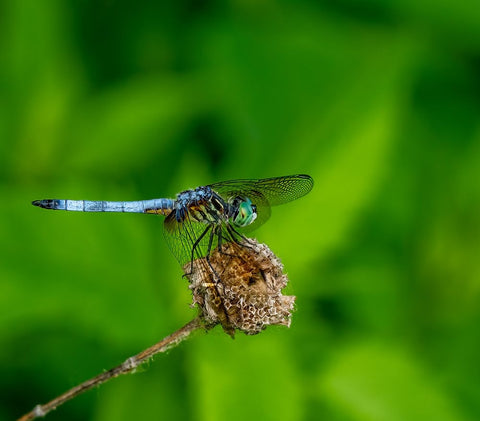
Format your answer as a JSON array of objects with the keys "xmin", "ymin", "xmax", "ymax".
[
  {"xmin": 204, "ymin": 227, "xmax": 233, "ymax": 329},
  {"xmin": 185, "ymin": 225, "xmax": 212, "ymax": 277},
  {"xmin": 205, "ymin": 226, "xmax": 222, "ymax": 282},
  {"xmin": 222, "ymin": 225, "xmax": 258, "ymax": 269},
  {"xmin": 210, "ymin": 224, "xmax": 254, "ymax": 267},
  {"xmin": 215, "ymin": 225, "xmax": 239, "ymax": 259},
  {"xmin": 216, "ymin": 225, "xmax": 223, "ymax": 255},
  {"xmin": 227, "ymin": 224, "xmax": 255, "ymax": 250}
]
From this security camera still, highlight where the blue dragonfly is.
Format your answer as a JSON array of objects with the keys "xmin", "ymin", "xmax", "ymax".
[{"xmin": 33, "ymin": 174, "xmax": 313, "ymax": 274}]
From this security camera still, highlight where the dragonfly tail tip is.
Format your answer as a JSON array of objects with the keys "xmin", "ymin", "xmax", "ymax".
[{"xmin": 32, "ymin": 199, "xmax": 55, "ymax": 209}]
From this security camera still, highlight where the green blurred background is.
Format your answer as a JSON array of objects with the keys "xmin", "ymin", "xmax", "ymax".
[{"xmin": 2, "ymin": 1, "xmax": 480, "ymax": 420}]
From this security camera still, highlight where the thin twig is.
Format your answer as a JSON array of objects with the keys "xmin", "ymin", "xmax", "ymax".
[{"xmin": 17, "ymin": 317, "xmax": 204, "ymax": 421}]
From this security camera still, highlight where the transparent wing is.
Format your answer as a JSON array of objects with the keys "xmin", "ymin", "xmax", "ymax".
[
  {"xmin": 163, "ymin": 175, "xmax": 313, "ymax": 266},
  {"xmin": 209, "ymin": 174, "xmax": 313, "ymax": 206},
  {"xmin": 163, "ymin": 212, "xmax": 213, "ymax": 267},
  {"xmin": 209, "ymin": 174, "xmax": 312, "ymax": 232},
  {"xmin": 163, "ymin": 211, "xmax": 244, "ymax": 270}
]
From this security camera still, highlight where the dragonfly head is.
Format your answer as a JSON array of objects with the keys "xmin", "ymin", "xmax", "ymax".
[{"xmin": 231, "ymin": 197, "xmax": 257, "ymax": 227}]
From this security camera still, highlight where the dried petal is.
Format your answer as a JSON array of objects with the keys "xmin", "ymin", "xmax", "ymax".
[{"xmin": 185, "ymin": 239, "xmax": 296, "ymax": 336}]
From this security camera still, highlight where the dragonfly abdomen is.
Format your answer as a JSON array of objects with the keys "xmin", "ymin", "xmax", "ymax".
[{"xmin": 32, "ymin": 198, "xmax": 174, "ymax": 215}]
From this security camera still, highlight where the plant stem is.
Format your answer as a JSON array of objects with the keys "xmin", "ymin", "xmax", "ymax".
[{"xmin": 17, "ymin": 317, "xmax": 203, "ymax": 421}]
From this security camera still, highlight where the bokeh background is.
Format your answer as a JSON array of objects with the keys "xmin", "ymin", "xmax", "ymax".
[{"xmin": 2, "ymin": 1, "xmax": 480, "ymax": 420}]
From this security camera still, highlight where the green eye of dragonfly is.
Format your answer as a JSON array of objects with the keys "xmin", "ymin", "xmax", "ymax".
[{"xmin": 233, "ymin": 198, "xmax": 257, "ymax": 227}]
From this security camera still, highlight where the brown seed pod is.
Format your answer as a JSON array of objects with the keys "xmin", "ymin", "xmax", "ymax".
[{"xmin": 184, "ymin": 239, "xmax": 296, "ymax": 336}]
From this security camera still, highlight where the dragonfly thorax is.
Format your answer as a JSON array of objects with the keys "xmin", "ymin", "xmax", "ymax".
[
  {"xmin": 173, "ymin": 187, "xmax": 257, "ymax": 228},
  {"xmin": 174, "ymin": 186, "xmax": 227, "ymax": 225}
]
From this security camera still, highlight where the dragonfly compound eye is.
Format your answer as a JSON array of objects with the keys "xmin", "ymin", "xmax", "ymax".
[{"xmin": 233, "ymin": 198, "xmax": 257, "ymax": 227}]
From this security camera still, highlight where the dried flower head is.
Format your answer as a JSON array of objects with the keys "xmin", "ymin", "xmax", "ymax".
[{"xmin": 184, "ymin": 239, "xmax": 296, "ymax": 336}]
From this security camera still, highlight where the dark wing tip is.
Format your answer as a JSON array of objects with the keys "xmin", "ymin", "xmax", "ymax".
[
  {"xmin": 296, "ymin": 174, "xmax": 313, "ymax": 181},
  {"xmin": 32, "ymin": 200, "xmax": 42, "ymax": 207},
  {"xmin": 295, "ymin": 174, "xmax": 314, "ymax": 194}
]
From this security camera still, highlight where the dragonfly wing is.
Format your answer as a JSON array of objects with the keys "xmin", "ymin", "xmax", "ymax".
[
  {"xmin": 209, "ymin": 174, "xmax": 313, "ymax": 206},
  {"xmin": 163, "ymin": 212, "xmax": 213, "ymax": 267},
  {"xmin": 163, "ymin": 211, "xmax": 246, "ymax": 273},
  {"xmin": 209, "ymin": 174, "xmax": 312, "ymax": 231}
]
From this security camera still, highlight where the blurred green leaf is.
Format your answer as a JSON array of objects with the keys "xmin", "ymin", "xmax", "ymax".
[
  {"xmin": 319, "ymin": 342, "xmax": 468, "ymax": 421},
  {"xmin": 63, "ymin": 76, "xmax": 198, "ymax": 173},
  {"xmin": 189, "ymin": 333, "xmax": 304, "ymax": 421}
]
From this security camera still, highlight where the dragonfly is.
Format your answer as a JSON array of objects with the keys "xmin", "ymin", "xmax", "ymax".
[{"xmin": 32, "ymin": 174, "xmax": 313, "ymax": 275}]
